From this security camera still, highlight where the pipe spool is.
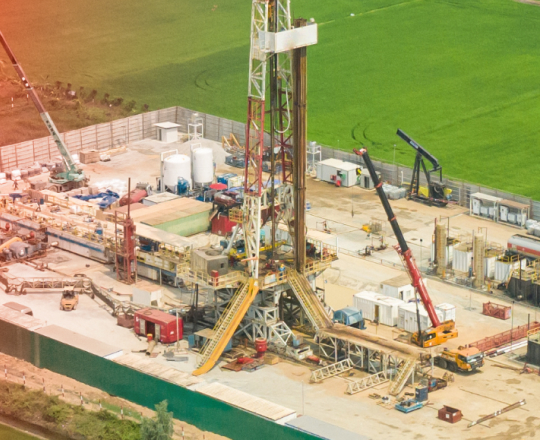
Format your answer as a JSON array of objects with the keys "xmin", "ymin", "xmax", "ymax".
[{"xmin": 146, "ymin": 340, "xmax": 157, "ymax": 356}]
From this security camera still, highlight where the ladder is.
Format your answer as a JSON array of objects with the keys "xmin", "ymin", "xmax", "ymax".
[
  {"xmin": 193, "ymin": 279, "xmax": 259, "ymax": 376},
  {"xmin": 310, "ymin": 358, "xmax": 353, "ymax": 383},
  {"xmin": 287, "ymin": 270, "xmax": 333, "ymax": 331},
  {"xmin": 388, "ymin": 357, "xmax": 416, "ymax": 396}
]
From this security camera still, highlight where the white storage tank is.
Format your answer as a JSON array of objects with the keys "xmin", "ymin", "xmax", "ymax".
[
  {"xmin": 398, "ymin": 303, "xmax": 444, "ymax": 333},
  {"xmin": 192, "ymin": 147, "xmax": 214, "ymax": 187},
  {"xmin": 494, "ymin": 258, "xmax": 527, "ymax": 282},
  {"xmin": 484, "ymin": 256, "xmax": 497, "ymax": 278},
  {"xmin": 353, "ymin": 291, "xmax": 404, "ymax": 326},
  {"xmin": 435, "ymin": 303, "xmax": 456, "ymax": 322},
  {"xmin": 163, "ymin": 154, "xmax": 191, "ymax": 190},
  {"xmin": 452, "ymin": 243, "xmax": 472, "ymax": 273}
]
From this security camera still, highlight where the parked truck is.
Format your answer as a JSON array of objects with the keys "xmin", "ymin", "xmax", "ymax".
[{"xmin": 434, "ymin": 346, "xmax": 484, "ymax": 372}]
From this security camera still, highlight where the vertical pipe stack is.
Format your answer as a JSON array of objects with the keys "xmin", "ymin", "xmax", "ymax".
[
  {"xmin": 435, "ymin": 224, "xmax": 447, "ymax": 276},
  {"xmin": 293, "ymin": 18, "xmax": 308, "ymax": 274},
  {"xmin": 474, "ymin": 234, "xmax": 485, "ymax": 288}
]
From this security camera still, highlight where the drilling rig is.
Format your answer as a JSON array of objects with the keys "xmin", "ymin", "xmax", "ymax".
[{"xmin": 192, "ymin": 1, "xmax": 332, "ymax": 377}]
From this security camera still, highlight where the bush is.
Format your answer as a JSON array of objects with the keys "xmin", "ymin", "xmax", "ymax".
[
  {"xmin": 140, "ymin": 400, "xmax": 173, "ymax": 440},
  {"xmin": 124, "ymin": 100, "xmax": 137, "ymax": 112}
]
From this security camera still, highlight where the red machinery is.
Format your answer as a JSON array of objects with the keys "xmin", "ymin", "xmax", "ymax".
[{"xmin": 353, "ymin": 148, "xmax": 457, "ymax": 347}]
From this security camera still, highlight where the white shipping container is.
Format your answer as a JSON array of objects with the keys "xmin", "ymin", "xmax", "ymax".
[
  {"xmin": 435, "ymin": 303, "xmax": 456, "ymax": 322},
  {"xmin": 316, "ymin": 159, "xmax": 360, "ymax": 187},
  {"xmin": 452, "ymin": 249, "xmax": 472, "ymax": 273},
  {"xmin": 381, "ymin": 274, "xmax": 415, "ymax": 302},
  {"xmin": 398, "ymin": 303, "xmax": 444, "ymax": 333},
  {"xmin": 353, "ymin": 291, "xmax": 404, "ymax": 327}
]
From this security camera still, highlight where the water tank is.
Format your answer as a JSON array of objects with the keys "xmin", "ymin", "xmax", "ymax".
[
  {"xmin": 192, "ymin": 148, "xmax": 214, "ymax": 187},
  {"xmin": 163, "ymin": 154, "xmax": 191, "ymax": 190}
]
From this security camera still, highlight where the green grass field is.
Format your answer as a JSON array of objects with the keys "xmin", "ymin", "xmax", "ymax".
[
  {"xmin": 0, "ymin": 422, "xmax": 39, "ymax": 439},
  {"xmin": 1, "ymin": 0, "xmax": 540, "ymax": 196}
]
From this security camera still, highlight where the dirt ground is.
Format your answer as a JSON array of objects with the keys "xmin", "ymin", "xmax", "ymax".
[{"xmin": 0, "ymin": 353, "xmax": 228, "ymax": 440}]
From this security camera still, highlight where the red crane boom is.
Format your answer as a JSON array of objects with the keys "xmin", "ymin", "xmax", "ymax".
[{"xmin": 353, "ymin": 147, "xmax": 457, "ymax": 347}]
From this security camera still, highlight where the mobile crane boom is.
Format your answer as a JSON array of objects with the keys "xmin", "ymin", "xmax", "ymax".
[
  {"xmin": 0, "ymin": 30, "xmax": 86, "ymax": 188},
  {"xmin": 353, "ymin": 147, "xmax": 457, "ymax": 347}
]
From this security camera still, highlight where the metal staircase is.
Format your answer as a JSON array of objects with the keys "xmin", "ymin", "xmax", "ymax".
[
  {"xmin": 388, "ymin": 357, "xmax": 416, "ymax": 396},
  {"xmin": 193, "ymin": 279, "xmax": 259, "ymax": 376},
  {"xmin": 287, "ymin": 270, "xmax": 333, "ymax": 331}
]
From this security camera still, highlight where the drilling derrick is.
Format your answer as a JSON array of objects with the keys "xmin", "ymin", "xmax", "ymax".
[
  {"xmin": 243, "ymin": 0, "xmax": 270, "ymax": 280},
  {"xmin": 193, "ymin": 1, "xmax": 330, "ymax": 377}
]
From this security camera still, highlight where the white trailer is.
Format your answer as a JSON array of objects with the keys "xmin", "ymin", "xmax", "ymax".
[
  {"xmin": 353, "ymin": 291, "xmax": 404, "ymax": 326},
  {"xmin": 316, "ymin": 159, "xmax": 361, "ymax": 187},
  {"xmin": 398, "ymin": 302, "xmax": 444, "ymax": 333}
]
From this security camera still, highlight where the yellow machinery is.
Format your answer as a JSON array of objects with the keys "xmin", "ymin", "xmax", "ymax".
[
  {"xmin": 411, "ymin": 321, "xmax": 459, "ymax": 348},
  {"xmin": 434, "ymin": 346, "xmax": 484, "ymax": 372}
]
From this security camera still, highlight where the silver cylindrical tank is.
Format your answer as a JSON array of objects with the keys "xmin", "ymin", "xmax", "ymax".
[
  {"xmin": 508, "ymin": 234, "xmax": 540, "ymax": 257},
  {"xmin": 192, "ymin": 147, "xmax": 214, "ymax": 187},
  {"xmin": 163, "ymin": 154, "xmax": 191, "ymax": 189}
]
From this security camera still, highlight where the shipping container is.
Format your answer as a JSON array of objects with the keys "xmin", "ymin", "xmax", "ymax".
[
  {"xmin": 353, "ymin": 291, "xmax": 404, "ymax": 326},
  {"xmin": 316, "ymin": 159, "xmax": 361, "ymax": 187},
  {"xmin": 435, "ymin": 303, "xmax": 456, "ymax": 322},
  {"xmin": 398, "ymin": 303, "xmax": 444, "ymax": 333},
  {"xmin": 134, "ymin": 308, "xmax": 183, "ymax": 344},
  {"xmin": 211, "ymin": 212, "xmax": 236, "ymax": 236},
  {"xmin": 380, "ymin": 274, "xmax": 415, "ymax": 302}
]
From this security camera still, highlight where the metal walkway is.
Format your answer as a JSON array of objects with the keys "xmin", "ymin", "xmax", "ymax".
[
  {"xmin": 287, "ymin": 269, "xmax": 333, "ymax": 331},
  {"xmin": 346, "ymin": 371, "xmax": 388, "ymax": 395},
  {"xmin": 310, "ymin": 358, "xmax": 353, "ymax": 383},
  {"xmin": 193, "ymin": 279, "xmax": 259, "ymax": 376}
]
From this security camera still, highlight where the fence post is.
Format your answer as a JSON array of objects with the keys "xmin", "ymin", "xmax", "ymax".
[
  {"xmin": 110, "ymin": 122, "xmax": 114, "ymax": 149},
  {"xmin": 142, "ymin": 113, "xmax": 145, "ymax": 139}
]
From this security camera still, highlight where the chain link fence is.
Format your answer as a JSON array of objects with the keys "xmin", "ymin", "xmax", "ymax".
[{"xmin": 2, "ymin": 105, "xmax": 538, "ymax": 218}]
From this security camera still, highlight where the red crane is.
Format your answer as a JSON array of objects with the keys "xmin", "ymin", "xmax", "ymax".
[{"xmin": 353, "ymin": 147, "xmax": 457, "ymax": 347}]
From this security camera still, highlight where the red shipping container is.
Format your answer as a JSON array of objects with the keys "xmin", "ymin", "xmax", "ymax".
[
  {"xmin": 134, "ymin": 308, "xmax": 183, "ymax": 344},
  {"xmin": 482, "ymin": 302, "xmax": 511, "ymax": 320},
  {"xmin": 212, "ymin": 213, "xmax": 236, "ymax": 236}
]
